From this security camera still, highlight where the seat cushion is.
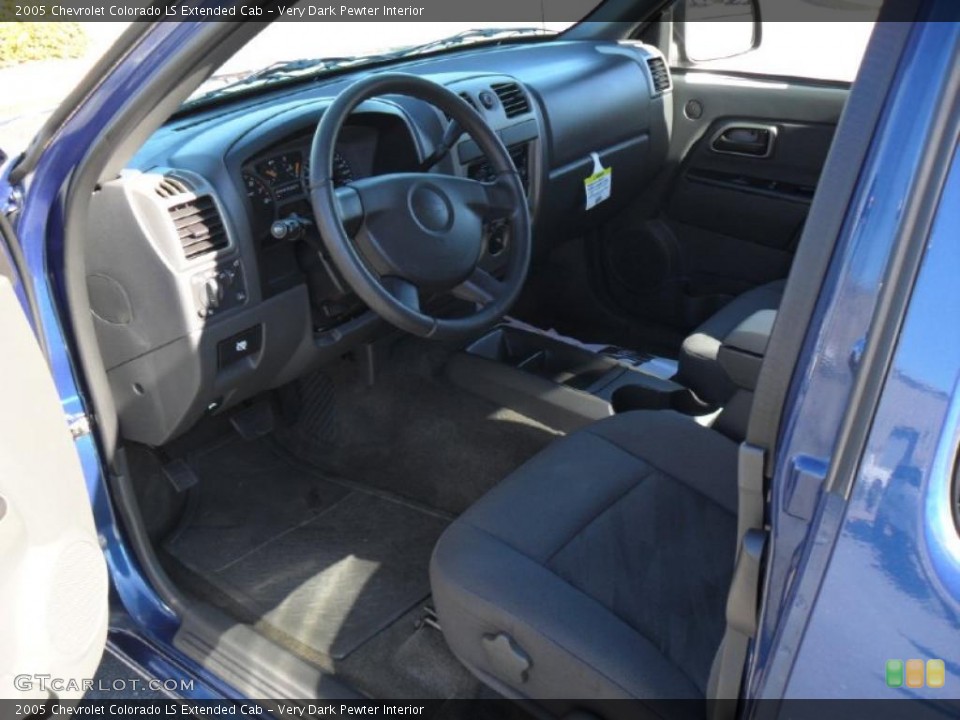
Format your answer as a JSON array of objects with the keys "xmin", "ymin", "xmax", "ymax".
[
  {"xmin": 430, "ymin": 411, "xmax": 738, "ymax": 708},
  {"xmin": 677, "ymin": 280, "xmax": 786, "ymax": 406}
]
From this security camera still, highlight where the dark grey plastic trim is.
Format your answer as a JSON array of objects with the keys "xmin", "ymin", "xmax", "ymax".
[{"xmin": 447, "ymin": 353, "xmax": 611, "ymax": 434}]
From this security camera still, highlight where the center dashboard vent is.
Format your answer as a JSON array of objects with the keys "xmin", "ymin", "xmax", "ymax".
[
  {"xmin": 491, "ymin": 82, "xmax": 530, "ymax": 118},
  {"xmin": 168, "ymin": 195, "xmax": 227, "ymax": 260},
  {"xmin": 646, "ymin": 56, "xmax": 671, "ymax": 94}
]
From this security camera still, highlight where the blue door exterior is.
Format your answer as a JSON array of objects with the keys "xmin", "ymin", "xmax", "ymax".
[
  {"xmin": 0, "ymin": 22, "xmax": 240, "ymax": 701},
  {"xmin": 781, "ymin": 136, "xmax": 960, "ymax": 700},
  {"xmin": 746, "ymin": 15, "xmax": 960, "ymax": 705}
]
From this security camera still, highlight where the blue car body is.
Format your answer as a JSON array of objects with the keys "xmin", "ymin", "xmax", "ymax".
[{"xmin": 1, "ymin": 7, "xmax": 959, "ymax": 711}]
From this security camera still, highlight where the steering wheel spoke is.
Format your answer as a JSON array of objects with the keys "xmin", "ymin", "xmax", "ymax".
[
  {"xmin": 451, "ymin": 268, "xmax": 505, "ymax": 307},
  {"xmin": 383, "ymin": 276, "xmax": 421, "ymax": 313},
  {"xmin": 334, "ymin": 185, "xmax": 364, "ymax": 235}
]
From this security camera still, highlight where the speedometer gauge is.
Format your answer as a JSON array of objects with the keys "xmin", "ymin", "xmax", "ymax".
[
  {"xmin": 301, "ymin": 151, "xmax": 354, "ymax": 192},
  {"xmin": 256, "ymin": 153, "xmax": 301, "ymax": 188},
  {"xmin": 242, "ymin": 172, "xmax": 273, "ymax": 209}
]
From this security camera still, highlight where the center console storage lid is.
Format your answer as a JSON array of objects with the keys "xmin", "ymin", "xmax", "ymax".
[
  {"xmin": 717, "ymin": 309, "xmax": 777, "ymax": 392},
  {"xmin": 723, "ymin": 309, "xmax": 776, "ymax": 356}
]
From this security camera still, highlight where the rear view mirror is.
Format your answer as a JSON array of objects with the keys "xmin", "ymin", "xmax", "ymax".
[{"xmin": 676, "ymin": 0, "xmax": 761, "ymax": 63}]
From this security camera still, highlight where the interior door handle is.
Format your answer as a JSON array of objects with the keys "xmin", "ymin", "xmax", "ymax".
[{"xmin": 711, "ymin": 124, "xmax": 777, "ymax": 158}]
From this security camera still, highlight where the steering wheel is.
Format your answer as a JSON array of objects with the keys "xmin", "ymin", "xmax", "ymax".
[{"xmin": 308, "ymin": 73, "xmax": 531, "ymax": 339}]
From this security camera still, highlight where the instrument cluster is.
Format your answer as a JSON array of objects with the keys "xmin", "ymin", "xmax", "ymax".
[{"xmin": 241, "ymin": 147, "xmax": 354, "ymax": 225}]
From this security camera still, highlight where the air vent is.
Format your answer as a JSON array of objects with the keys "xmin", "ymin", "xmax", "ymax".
[
  {"xmin": 155, "ymin": 175, "xmax": 192, "ymax": 198},
  {"xmin": 646, "ymin": 57, "xmax": 671, "ymax": 94},
  {"xmin": 444, "ymin": 92, "xmax": 480, "ymax": 121},
  {"xmin": 491, "ymin": 82, "xmax": 530, "ymax": 118},
  {"xmin": 168, "ymin": 195, "xmax": 227, "ymax": 260}
]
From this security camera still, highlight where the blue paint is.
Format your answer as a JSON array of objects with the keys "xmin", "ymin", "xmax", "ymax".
[
  {"xmin": 4, "ymin": 21, "xmax": 241, "ymax": 702},
  {"xmin": 749, "ymin": 16, "xmax": 960, "ymax": 703},
  {"xmin": 782, "ymin": 140, "xmax": 960, "ymax": 700}
]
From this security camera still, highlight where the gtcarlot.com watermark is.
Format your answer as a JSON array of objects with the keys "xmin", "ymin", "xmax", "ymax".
[{"xmin": 14, "ymin": 674, "xmax": 195, "ymax": 694}]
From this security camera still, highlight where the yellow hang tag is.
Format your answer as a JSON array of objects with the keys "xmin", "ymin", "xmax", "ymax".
[{"xmin": 584, "ymin": 152, "xmax": 612, "ymax": 210}]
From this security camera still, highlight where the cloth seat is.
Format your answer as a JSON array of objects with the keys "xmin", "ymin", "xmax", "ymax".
[
  {"xmin": 430, "ymin": 410, "xmax": 739, "ymax": 714},
  {"xmin": 676, "ymin": 279, "xmax": 786, "ymax": 406}
]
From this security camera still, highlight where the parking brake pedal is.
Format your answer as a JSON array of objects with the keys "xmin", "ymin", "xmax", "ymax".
[{"xmin": 229, "ymin": 400, "xmax": 276, "ymax": 441}]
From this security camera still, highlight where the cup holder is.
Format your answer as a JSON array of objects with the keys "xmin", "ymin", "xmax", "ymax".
[
  {"xmin": 611, "ymin": 382, "xmax": 676, "ymax": 413},
  {"xmin": 609, "ymin": 375, "xmax": 711, "ymax": 415},
  {"xmin": 466, "ymin": 326, "xmax": 617, "ymax": 390}
]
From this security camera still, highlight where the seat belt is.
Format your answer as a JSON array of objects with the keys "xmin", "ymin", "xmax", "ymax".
[{"xmin": 706, "ymin": 16, "xmax": 916, "ymax": 719}]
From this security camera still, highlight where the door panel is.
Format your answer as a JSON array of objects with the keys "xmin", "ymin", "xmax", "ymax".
[
  {"xmin": 599, "ymin": 71, "xmax": 849, "ymax": 332},
  {"xmin": 671, "ymin": 119, "xmax": 836, "ymax": 248},
  {"xmin": 669, "ymin": 73, "xmax": 849, "ymax": 162},
  {"xmin": 0, "ymin": 246, "xmax": 108, "ymax": 699}
]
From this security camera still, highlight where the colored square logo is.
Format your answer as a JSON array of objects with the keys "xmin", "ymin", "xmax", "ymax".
[
  {"xmin": 886, "ymin": 659, "xmax": 904, "ymax": 688},
  {"xmin": 906, "ymin": 659, "xmax": 925, "ymax": 688},
  {"xmin": 927, "ymin": 659, "xmax": 946, "ymax": 689}
]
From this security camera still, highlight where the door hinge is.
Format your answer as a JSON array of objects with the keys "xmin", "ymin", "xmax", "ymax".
[
  {"xmin": 2, "ymin": 186, "xmax": 22, "ymax": 218},
  {"xmin": 1, "ymin": 162, "xmax": 23, "ymax": 218},
  {"xmin": 66, "ymin": 413, "xmax": 92, "ymax": 439}
]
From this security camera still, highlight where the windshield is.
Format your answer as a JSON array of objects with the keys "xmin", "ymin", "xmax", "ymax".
[{"xmin": 185, "ymin": 12, "xmax": 594, "ymax": 107}]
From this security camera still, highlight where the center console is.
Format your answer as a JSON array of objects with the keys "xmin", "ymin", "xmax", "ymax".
[
  {"xmin": 449, "ymin": 311, "xmax": 776, "ymax": 439},
  {"xmin": 446, "ymin": 323, "xmax": 689, "ymax": 433},
  {"xmin": 709, "ymin": 308, "xmax": 776, "ymax": 439}
]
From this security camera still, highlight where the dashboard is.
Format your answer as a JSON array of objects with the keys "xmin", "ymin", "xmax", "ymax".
[{"xmin": 84, "ymin": 40, "xmax": 672, "ymax": 446}]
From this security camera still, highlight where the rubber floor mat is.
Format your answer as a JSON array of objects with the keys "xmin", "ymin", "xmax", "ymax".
[{"xmin": 164, "ymin": 437, "xmax": 448, "ymax": 660}]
